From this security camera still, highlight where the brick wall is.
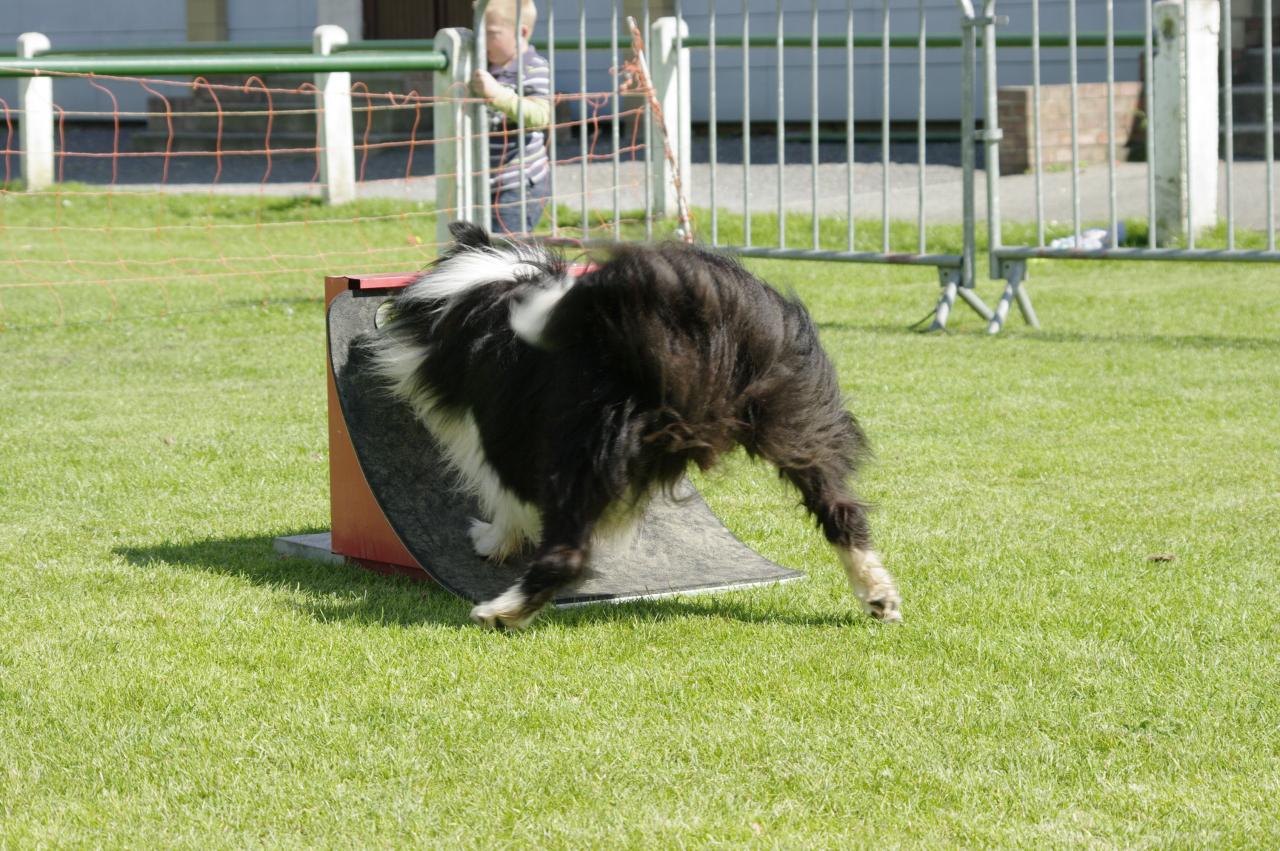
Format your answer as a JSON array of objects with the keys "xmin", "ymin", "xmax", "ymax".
[{"xmin": 998, "ymin": 82, "xmax": 1146, "ymax": 174}]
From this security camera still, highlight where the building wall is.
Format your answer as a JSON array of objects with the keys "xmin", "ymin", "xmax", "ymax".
[
  {"xmin": 1000, "ymin": 81, "xmax": 1146, "ymax": 173},
  {"xmin": 0, "ymin": 1, "xmax": 1184, "ymax": 133},
  {"xmin": 1, "ymin": 0, "xmax": 186, "ymax": 119},
  {"xmin": 226, "ymin": 0, "xmax": 318, "ymax": 42},
  {"xmin": 1, "ymin": 0, "xmax": 186, "ymax": 49},
  {"xmin": 543, "ymin": 0, "xmax": 1150, "ymax": 124}
]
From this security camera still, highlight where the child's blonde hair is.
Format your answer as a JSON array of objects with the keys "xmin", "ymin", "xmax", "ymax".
[{"xmin": 483, "ymin": 0, "xmax": 538, "ymax": 33}]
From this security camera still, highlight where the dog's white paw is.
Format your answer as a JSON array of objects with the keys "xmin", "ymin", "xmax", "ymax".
[
  {"xmin": 470, "ymin": 585, "xmax": 539, "ymax": 630},
  {"xmin": 837, "ymin": 547, "xmax": 903, "ymax": 624},
  {"xmin": 468, "ymin": 518, "xmax": 509, "ymax": 561},
  {"xmin": 468, "ymin": 516, "xmax": 534, "ymax": 562},
  {"xmin": 860, "ymin": 578, "xmax": 902, "ymax": 624}
]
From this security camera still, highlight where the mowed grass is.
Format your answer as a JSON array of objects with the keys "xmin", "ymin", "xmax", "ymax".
[{"xmin": 1, "ymin": 188, "xmax": 1279, "ymax": 847}]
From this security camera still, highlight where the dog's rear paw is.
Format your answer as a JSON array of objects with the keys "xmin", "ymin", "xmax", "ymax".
[
  {"xmin": 837, "ymin": 547, "xmax": 903, "ymax": 624},
  {"xmin": 470, "ymin": 586, "xmax": 541, "ymax": 630},
  {"xmin": 862, "ymin": 586, "xmax": 902, "ymax": 624}
]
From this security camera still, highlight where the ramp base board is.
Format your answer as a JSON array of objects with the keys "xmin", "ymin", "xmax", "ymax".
[
  {"xmin": 272, "ymin": 532, "xmax": 805, "ymax": 607},
  {"xmin": 274, "ymin": 532, "xmax": 346, "ymax": 568},
  {"xmin": 273, "ymin": 532, "xmax": 430, "ymax": 581},
  {"xmin": 325, "ymin": 287, "xmax": 805, "ymax": 606}
]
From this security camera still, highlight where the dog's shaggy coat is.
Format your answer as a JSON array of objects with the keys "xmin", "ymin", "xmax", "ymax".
[{"xmin": 374, "ymin": 222, "xmax": 901, "ymax": 627}]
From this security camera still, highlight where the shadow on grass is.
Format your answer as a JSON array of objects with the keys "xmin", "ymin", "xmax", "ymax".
[
  {"xmin": 115, "ymin": 532, "xmax": 468, "ymax": 627},
  {"xmin": 816, "ymin": 319, "xmax": 1280, "ymax": 352},
  {"xmin": 115, "ymin": 531, "xmax": 855, "ymax": 631},
  {"xmin": 814, "ymin": 320, "xmax": 952, "ymax": 338},
  {"xmin": 1011, "ymin": 329, "xmax": 1280, "ymax": 352}
]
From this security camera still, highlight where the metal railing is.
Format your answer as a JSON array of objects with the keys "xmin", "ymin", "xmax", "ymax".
[
  {"xmin": 0, "ymin": 31, "xmax": 451, "ymax": 206},
  {"xmin": 984, "ymin": 0, "xmax": 1280, "ymax": 333},
  {"xmin": 0, "ymin": 2, "xmax": 1002, "ymax": 330},
  {"xmin": 465, "ymin": 0, "xmax": 997, "ymax": 330},
  {"xmin": 0, "ymin": 48, "xmax": 448, "ymax": 77},
  {"xmin": 10, "ymin": 1, "xmax": 1263, "ymax": 335}
]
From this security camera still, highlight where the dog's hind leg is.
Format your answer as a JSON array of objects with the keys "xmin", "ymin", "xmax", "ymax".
[
  {"xmin": 831, "ymin": 526, "xmax": 902, "ymax": 625},
  {"xmin": 784, "ymin": 468, "xmax": 902, "ymax": 623},
  {"xmin": 751, "ymin": 402, "xmax": 902, "ymax": 623}
]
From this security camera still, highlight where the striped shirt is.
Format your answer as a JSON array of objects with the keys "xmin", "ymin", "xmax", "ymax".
[{"xmin": 488, "ymin": 48, "xmax": 552, "ymax": 191}]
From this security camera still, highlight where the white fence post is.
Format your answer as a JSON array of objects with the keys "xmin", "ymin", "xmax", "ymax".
[
  {"xmin": 17, "ymin": 33, "xmax": 54, "ymax": 192},
  {"xmin": 434, "ymin": 28, "xmax": 475, "ymax": 243},
  {"xmin": 313, "ymin": 25, "xmax": 356, "ymax": 205},
  {"xmin": 471, "ymin": 1, "xmax": 493, "ymax": 233},
  {"xmin": 1153, "ymin": 0, "xmax": 1220, "ymax": 244},
  {"xmin": 649, "ymin": 16, "xmax": 691, "ymax": 218}
]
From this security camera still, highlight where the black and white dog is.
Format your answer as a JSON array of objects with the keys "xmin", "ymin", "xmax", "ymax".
[{"xmin": 374, "ymin": 222, "xmax": 901, "ymax": 628}]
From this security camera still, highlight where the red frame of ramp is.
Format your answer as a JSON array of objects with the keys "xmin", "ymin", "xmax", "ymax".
[
  {"xmin": 325, "ymin": 273, "xmax": 424, "ymax": 578},
  {"xmin": 324, "ymin": 264, "xmax": 598, "ymax": 579}
]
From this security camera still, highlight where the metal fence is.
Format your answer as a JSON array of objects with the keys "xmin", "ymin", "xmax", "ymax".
[
  {"xmin": 484, "ymin": 0, "xmax": 1278, "ymax": 333},
  {"xmin": 6, "ymin": 0, "xmax": 1272, "ymax": 334},
  {"xmin": 983, "ymin": 0, "xmax": 1280, "ymax": 333},
  {"xmin": 467, "ymin": 0, "xmax": 994, "ymax": 331}
]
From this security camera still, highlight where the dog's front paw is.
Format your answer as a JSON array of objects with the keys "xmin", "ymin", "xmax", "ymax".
[{"xmin": 470, "ymin": 585, "xmax": 541, "ymax": 630}]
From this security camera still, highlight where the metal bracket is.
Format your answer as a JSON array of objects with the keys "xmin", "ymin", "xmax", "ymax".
[
  {"xmin": 960, "ymin": 15, "xmax": 1009, "ymax": 29},
  {"xmin": 986, "ymin": 259, "xmax": 1040, "ymax": 334},
  {"xmin": 920, "ymin": 266, "xmax": 993, "ymax": 333}
]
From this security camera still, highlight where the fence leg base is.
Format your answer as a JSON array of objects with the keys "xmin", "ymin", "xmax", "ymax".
[
  {"xmin": 926, "ymin": 269, "xmax": 959, "ymax": 331},
  {"xmin": 958, "ymin": 285, "xmax": 995, "ymax": 323},
  {"xmin": 987, "ymin": 259, "xmax": 1038, "ymax": 334},
  {"xmin": 922, "ymin": 267, "xmax": 992, "ymax": 332}
]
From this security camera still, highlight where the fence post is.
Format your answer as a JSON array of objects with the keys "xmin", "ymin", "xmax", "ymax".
[
  {"xmin": 434, "ymin": 28, "xmax": 475, "ymax": 243},
  {"xmin": 313, "ymin": 25, "xmax": 356, "ymax": 205},
  {"xmin": 649, "ymin": 16, "xmax": 691, "ymax": 218},
  {"xmin": 1153, "ymin": 0, "xmax": 1220, "ymax": 244},
  {"xmin": 978, "ymin": 0, "xmax": 1036, "ymax": 334},
  {"xmin": 927, "ymin": 1, "xmax": 995, "ymax": 332},
  {"xmin": 17, "ymin": 33, "xmax": 54, "ymax": 192},
  {"xmin": 979, "ymin": 0, "xmax": 1004, "ymax": 281},
  {"xmin": 471, "ymin": 1, "xmax": 493, "ymax": 232}
]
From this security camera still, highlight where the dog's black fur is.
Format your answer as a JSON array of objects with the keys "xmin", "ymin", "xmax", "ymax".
[{"xmin": 375, "ymin": 222, "xmax": 900, "ymax": 627}]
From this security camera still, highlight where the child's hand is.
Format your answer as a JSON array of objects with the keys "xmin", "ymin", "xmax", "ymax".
[{"xmin": 470, "ymin": 69, "xmax": 503, "ymax": 101}]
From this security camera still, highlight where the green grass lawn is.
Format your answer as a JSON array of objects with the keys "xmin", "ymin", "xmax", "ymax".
[{"xmin": 1, "ymin": 189, "xmax": 1278, "ymax": 847}]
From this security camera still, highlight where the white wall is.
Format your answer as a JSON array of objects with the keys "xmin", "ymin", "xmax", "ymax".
[
  {"xmin": 227, "ymin": 0, "xmax": 317, "ymax": 42},
  {"xmin": 2, "ymin": 0, "xmax": 1153, "ymax": 131},
  {"xmin": 2, "ymin": 0, "xmax": 185, "ymax": 117},
  {"xmin": 2, "ymin": 0, "xmax": 185, "ymax": 47}
]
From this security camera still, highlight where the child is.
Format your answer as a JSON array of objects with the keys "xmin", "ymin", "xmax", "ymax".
[{"xmin": 470, "ymin": 0, "xmax": 553, "ymax": 235}]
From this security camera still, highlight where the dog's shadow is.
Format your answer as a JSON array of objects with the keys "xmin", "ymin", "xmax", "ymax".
[{"xmin": 115, "ymin": 532, "xmax": 857, "ymax": 631}]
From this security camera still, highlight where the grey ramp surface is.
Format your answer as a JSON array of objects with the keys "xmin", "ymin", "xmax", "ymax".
[{"xmin": 328, "ymin": 289, "xmax": 804, "ymax": 605}]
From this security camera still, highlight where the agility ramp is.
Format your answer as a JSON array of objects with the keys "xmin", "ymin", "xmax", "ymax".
[{"xmin": 273, "ymin": 275, "xmax": 803, "ymax": 607}]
